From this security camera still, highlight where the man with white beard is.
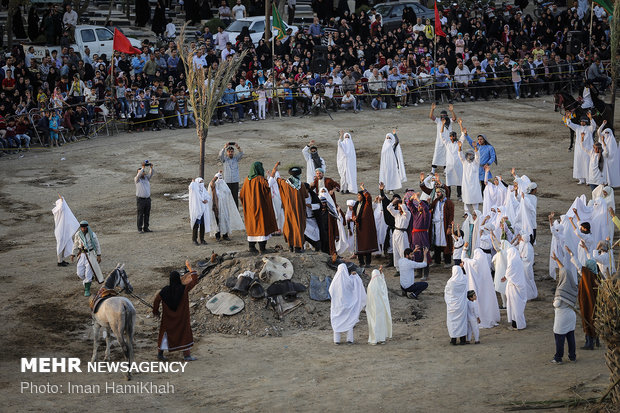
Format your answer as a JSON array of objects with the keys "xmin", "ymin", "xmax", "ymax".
[
  {"xmin": 441, "ymin": 130, "xmax": 463, "ymax": 200},
  {"xmin": 457, "ymin": 138, "xmax": 483, "ymax": 215},
  {"xmin": 387, "ymin": 198, "xmax": 411, "ymax": 275},
  {"xmin": 302, "ymin": 140, "xmax": 326, "ymax": 184},
  {"xmin": 429, "ymin": 102, "xmax": 457, "ymax": 174},
  {"xmin": 337, "ymin": 130, "xmax": 357, "ymax": 194},
  {"xmin": 379, "ymin": 130, "xmax": 407, "ymax": 191},
  {"xmin": 564, "ymin": 112, "xmax": 596, "ymax": 185}
]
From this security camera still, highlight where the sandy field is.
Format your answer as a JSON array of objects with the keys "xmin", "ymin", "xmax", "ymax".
[{"xmin": 0, "ymin": 98, "xmax": 617, "ymax": 412}]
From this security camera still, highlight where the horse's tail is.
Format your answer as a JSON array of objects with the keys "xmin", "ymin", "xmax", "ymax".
[{"xmin": 123, "ymin": 301, "xmax": 136, "ymax": 361}]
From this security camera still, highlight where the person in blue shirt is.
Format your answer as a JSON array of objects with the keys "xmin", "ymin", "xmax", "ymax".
[
  {"xmin": 282, "ymin": 81, "xmax": 294, "ymax": 116},
  {"xmin": 463, "ymin": 131, "xmax": 497, "ymax": 190},
  {"xmin": 216, "ymin": 82, "xmax": 237, "ymax": 125},
  {"xmin": 431, "ymin": 63, "xmax": 453, "ymax": 104},
  {"xmin": 132, "ymin": 54, "xmax": 147, "ymax": 75}
]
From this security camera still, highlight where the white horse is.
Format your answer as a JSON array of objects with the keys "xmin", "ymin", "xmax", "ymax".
[{"xmin": 91, "ymin": 264, "xmax": 136, "ymax": 380}]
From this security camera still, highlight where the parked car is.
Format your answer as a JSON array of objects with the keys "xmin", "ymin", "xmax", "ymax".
[
  {"xmin": 25, "ymin": 25, "xmax": 142, "ymax": 60},
  {"xmin": 374, "ymin": 2, "xmax": 434, "ymax": 31},
  {"xmin": 224, "ymin": 16, "xmax": 299, "ymax": 46}
]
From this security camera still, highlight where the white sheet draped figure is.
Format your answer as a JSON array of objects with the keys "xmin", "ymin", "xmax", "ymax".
[
  {"xmin": 458, "ymin": 145, "xmax": 483, "ymax": 206},
  {"xmin": 188, "ymin": 177, "xmax": 211, "ymax": 231},
  {"xmin": 268, "ymin": 171, "xmax": 286, "ymax": 230},
  {"xmin": 442, "ymin": 135, "xmax": 464, "ymax": 187},
  {"xmin": 463, "ymin": 249, "xmax": 500, "ymax": 328},
  {"xmin": 598, "ymin": 128, "xmax": 620, "ymax": 187},
  {"xmin": 52, "ymin": 197, "xmax": 80, "ymax": 260},
  {"xmin": 492, "ymin": 240, "xmax": 510, "ymax": 296},
  {"xmin": 208, "ymin": 173, "xmax": 245, "ymax": 236},
  {"xmin": 505, "ymin": 247, "xmax": 528, "ymax": 329},
  {"xmin": 388, "ymin": 203, "xmax": 411, "ymax": 269},
  {"xmin": 518, "ymin": 237, "xmax": 538, "ymax": 300},
  {"xmin": 379, "ymin": 133, "xmax": 407, "ymax": 191},
  {"xmin": 337, "ymin": 132, "xmax": 357, "ymax": 193},
  {"xmin": 373, "ymin": 200, "xmax": 388, "ymax": 255},
  {"xmin": 444, "ymin": 266, "xmax": 469, "ymax": 338},
  {"xmin": 432, "ymin": 117, "xmax": 452, "ymax": 167},
  {"xmin": 329, "ymin": 263, "xmax": 367, "ymax": 333},
  {"xmin": 366, "ymin": 269, "xmax": 392, "ymax": 344},
  {"xmin": 564, "ymin": 117, "xmax": 595, "ymax": 181}
]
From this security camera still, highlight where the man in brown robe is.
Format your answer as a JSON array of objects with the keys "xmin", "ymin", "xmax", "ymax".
[
  {"xmin": 153, "ymin": 269, "xmax": 198, "ymax": 361},
  {"xmin": 272, "ymin": 164, "xmax": 308, "ymax": 252},
  {"xmin": 578, "ymin": 262, "xmax": 599, "ymax": 350},
  {"xmin": 310, "ymin": 167, "xmax": 341, "ymax": 204},
  {"xmin": 352, "ymin": 183, "xmax": 379, "ymax": 267},
  {"xmin": 430, "ymin": 188, "xmax": 455, "ymax": 267},
  {"xmin": 240, "ymin": 161, "xmax": 278, "ymax": 254}
]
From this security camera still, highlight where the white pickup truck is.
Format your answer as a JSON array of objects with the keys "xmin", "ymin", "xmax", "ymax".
[{"xmin": 26, "ymin": 25, "xmax": 142, "ymax": 59}]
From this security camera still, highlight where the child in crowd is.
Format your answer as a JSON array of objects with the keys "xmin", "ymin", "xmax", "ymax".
[
  {"xmin": 257, "ymin": 85, "xmax": 267, "ymax": 120},
  {"xmin": 467, "ymin": 290, "xmax": 481, "ymax": 344},
  {"xmin": 452, "ymin": 222, "xmax": 464, "ymax": 266},
  {"xmin": 49, "ymin": 111, "xmax": 61, "ymax": 147}
]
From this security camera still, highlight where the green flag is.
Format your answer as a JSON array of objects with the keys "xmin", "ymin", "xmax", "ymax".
[
  {"xmin": 595, "ymin": 0, "xmax": 614, "ymax": 15},
  {"xmin": 272, "ymin": 4, "xmax": 286, "ymax": 40}
]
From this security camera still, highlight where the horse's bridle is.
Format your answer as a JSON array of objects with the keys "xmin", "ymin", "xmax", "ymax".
[{"xmin": 116, "ymin": 269, "xmax": 132, "ymax": 294}]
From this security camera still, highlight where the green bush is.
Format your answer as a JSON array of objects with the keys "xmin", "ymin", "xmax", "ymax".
[{"xmin": 205, "ymin": 17, "xmax": 226, "ymax": 32}]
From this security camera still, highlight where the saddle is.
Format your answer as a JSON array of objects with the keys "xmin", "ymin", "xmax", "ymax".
[{"xmin": 89, "ymin": 287, "xmax": 118, "ymax": 313}]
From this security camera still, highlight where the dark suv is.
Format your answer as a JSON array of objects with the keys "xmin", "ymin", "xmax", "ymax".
[{"xmin": 374, "ymin": 1, "xmax": 435, "ymax": 31}]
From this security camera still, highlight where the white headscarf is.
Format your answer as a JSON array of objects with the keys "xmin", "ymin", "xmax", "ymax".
[
  {"xmin": 329, "ymin": 263, "xmax": 367, "ymax": 332},
  {"xmin": 379, "ymin": 133, "xmax": 407, "ymax": 191},
  {"xmin": 444, "ymin": 265, "xmax": 468, "ymax": 338},
  {"xmin": 189, "ymin": 177, "xmax": 210, "ymax": 229},
  {"xmin": 600, "ymin": 128, "xmax": 620, "ymax": 187},
  {"xmin": 366, "ymin": 269, "xmax": 392, "ymax": 344},
  {"xmin": 337, "ymin": 132, "xmax": 357, "ymax": 193}
]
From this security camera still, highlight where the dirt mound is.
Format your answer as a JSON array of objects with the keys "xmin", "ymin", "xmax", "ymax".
[{"xmin": 185, "ymin": 249, "xmax": 426, "ymax": 337}]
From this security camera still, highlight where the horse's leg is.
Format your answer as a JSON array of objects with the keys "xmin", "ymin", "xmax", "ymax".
[
  {"xmin": 109, "ymin": 311, "xmax": 131, "ymax": 380},
  {"xmin": 104, "ymin": 326, "xmax": 112, "ymax": 361},
  {"xmin": 91, "ymin": 320, "xmax": 100, "ymax": 363},
  {"xmin": 125, "ymin": 304, "xmax": 136, "ymax": 371}
]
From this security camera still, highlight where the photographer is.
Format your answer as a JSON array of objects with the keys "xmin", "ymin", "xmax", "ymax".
[{"xmin": 135, "ymin": 160, "xmax": 154, "ymax": 233}]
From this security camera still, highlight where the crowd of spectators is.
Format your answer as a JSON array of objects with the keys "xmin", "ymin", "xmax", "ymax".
[{"xmin": 0, "ymin": 0, "xmax": 615, "ymax": 156}]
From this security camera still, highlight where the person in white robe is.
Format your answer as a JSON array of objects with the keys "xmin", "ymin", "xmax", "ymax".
[
  {"xmin": 366, "ymin": 267, "xmax": 392, "ymax": 345},
  {"xmin": 482, "ymin": 172, "xmax": 507, "ymax": 218},
  {"xmin": 337, "ymin": 131, "xmax": 357, "ymax": 194},
  {"xmin": 444, "ymin": 265, "xmax": 469, "ymax": 345},
  {"xmin": 329, "ymin": 263, "xmax": 367, "ymax": 344},
  {"xmin": 548, "ymin": 212, "xmax": 570, "ymax": 280},
  {"xmin": 429, "ymin": 102, "xmax": 456, "ymax": 173},
  {"xmin": 379, "ymin": 130, "xmax": 407, "ymax": 191},
  {"xmin": 53, "ymin": 196, "xmax": 79, "ymax": 267},
  {"xmin": 517, "ymin": 233, "xmax": 538, "ymax": 300},
  {"xmin": 268, "ymin": 171, "xmax": 286, "ymax": 231},
  {"xmin": 491, "ymin": 237, "xmax": 510, "ymax": 308},
  {"xmin": 373, "ymin": 196, "xmax": 388, "ymax": 255},
  {"xmin": 463, "ymin": 248, "xmax": 500, "ymax": 328},
  {"xmin": 208, "ymin": 172, "xmax": 245, "ymax": 240},
  {"xmin": 592, "ymin": 185, "xmax": 615, "ymax": 241},
  {"xmin": 591, "ymin": 240, "xmax": 614, "ymax": 279},
  {"xmin": 512, "ymin": 169, "xmax": 538, "ymax": 243},
  {"xmin": 579, "ymin": 133, "xmax": 607, "ymax": 190},
  {"xmin": 466, "ymin": 290, "xmax": 481, "ymax": 344},
  {"xmin": 596, "ymin": 123, "xmax": 620, "ymax": 187},
  {"xmin": 189, "ymin": 177, "xmax": 212, "ymax": 245},
  {"xmin": 461, "ymin": 210, "xmax": 482, "ymax": 258},
  {"xmin": 568, "ymin": 209, "xmax": 595, "ymax": 269},
  {"xmin": 457, "ymin": 138, "xmax": 483, "ymax": 215},
  {"xmin": 442, "ymin": 130, "xmax": 464, "ymax": 200},
  {"xmin": 503, "ymin": 247, "xmax": 528, "ymax": 330},
  {"xmin": 564, "ymin": 113, "xmax": 596, "ymax": 184},
  {"xmin": 387, "ymin": 199, "xmax": 411, "ymax": 272},
  {"xmin": 302, "ymin": 140, "xmax": 326, "ymax": 184}
]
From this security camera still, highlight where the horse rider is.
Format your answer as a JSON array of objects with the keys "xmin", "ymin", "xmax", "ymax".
[
  {"xmin": 71, "ymin": 220, "xmax": 101, "ymax": 297},
  {"xmin": 580, "ymin": 80, "xmax": 594, "ymax": 111}
]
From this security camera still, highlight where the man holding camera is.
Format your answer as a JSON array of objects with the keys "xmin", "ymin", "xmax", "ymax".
[
  {"xmin": 219, "ymin": 142, "xmax": 243, "ymax": 207},
  {"xmin": 135, "ymin": 160, "xmax": 154, "ymax": 233}
]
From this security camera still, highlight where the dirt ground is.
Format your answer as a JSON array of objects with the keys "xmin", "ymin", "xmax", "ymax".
[{"xmin": 0, "ymin": 98, "xmax": 617, "ymax": 412}]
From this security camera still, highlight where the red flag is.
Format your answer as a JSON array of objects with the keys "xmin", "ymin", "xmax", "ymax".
[
  {"xmin": 434, "ymin": 1, "xmax": 446, "ymax": 37},
  {"xmin": 113, "ymin": 28, "xmax": 142, "ymax": 55}
]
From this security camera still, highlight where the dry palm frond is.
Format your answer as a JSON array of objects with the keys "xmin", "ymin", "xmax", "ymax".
[
  {"xmin": 595, "ymin": 274, "xmax": 620, "ymax": 404},
  {"xmin": 175, "ymin": 24, "xmax": 248, "ymax": 142}
]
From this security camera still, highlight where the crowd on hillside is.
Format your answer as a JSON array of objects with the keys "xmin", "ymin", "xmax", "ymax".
[{"xmin": 0, "ymin": 0, "xmax": 614, "ymax": 154}]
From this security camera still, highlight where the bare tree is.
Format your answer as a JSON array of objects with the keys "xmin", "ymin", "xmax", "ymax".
[{"xmin": 176, "ymin": 24, "xmax": 247, "ymax": 178}]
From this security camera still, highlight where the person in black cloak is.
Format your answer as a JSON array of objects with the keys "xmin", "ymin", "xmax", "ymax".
[
  {"xmin": 13, "ymin": 7, "xmax": 28, "ymax": 39},
  {"xmin": 28, "ymin": 6, "xmax": 41, "ymax": 42},
  {"xmin": 152, "ymin": 1, "xmax": 166, "ymax": 37},
  {"xmin": 135, "ymin": 0, "xmax": 151, "ymax": 27}
]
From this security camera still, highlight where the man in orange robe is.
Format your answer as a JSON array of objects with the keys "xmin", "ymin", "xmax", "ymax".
[
  {"xmin": 272, "ymin": 164, "xmax": 308, "ymax": 252},
  {"xmin": 239, "ymin": 161, "xmax": 278, "ymax": 253}
]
